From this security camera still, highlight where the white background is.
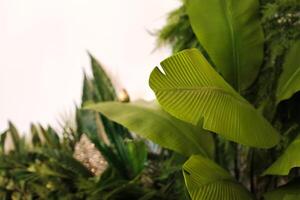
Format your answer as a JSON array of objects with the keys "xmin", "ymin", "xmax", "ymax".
[{"xmin": 0, "ymin": 0, "xmax": 180, "ymax": 133}]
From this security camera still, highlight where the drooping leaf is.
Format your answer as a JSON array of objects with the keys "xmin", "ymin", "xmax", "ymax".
[
  {"xmin": 85, "ymin": 100, "xmax": 215, "ymax": 158},
  {"xmin": 276, "ymin": 40, "xmax": 300, "ymax": 103},
  {"xmin": 149, "ymin": 49, "xmax": 279, "ymax": 148},
  {"xmin": 264, "ymin": 179, "xmax": 300, "ymax": 200},
  {"xmin": 263, "ymin": 135, "xmax": 300, "ymax": 175},
  {"xmin": 187, "ymin": 0, "xmax": 264, "ymax": 91},
  {"xmin": 183, "ymin": 155, "xmax": 253, "ymax": 200}
]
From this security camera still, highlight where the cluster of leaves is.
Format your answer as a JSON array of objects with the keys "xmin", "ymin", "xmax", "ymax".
[
  {"xmin": 0, "ymin": 122, "xmax": 94, "ymax": 200},
  {"xmin": 0, "ymin": 55, "xmax": 189, "ymax": 200},
  {"xmin": 87, "ymin": 0, "xmax": 300, "ymax": 199}
]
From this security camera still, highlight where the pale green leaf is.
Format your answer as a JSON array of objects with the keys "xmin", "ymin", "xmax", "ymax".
[
  {"xmin": 263, "ymin": 135, "xmax": 300, "ymax": 175},
  {"xmin": 187, "ymin": 0, "xmax": 264, "ymax": 91},
  {"xmin": 183, "ymin": 155, "xmax": 253, "ymax": 200},
  {"xmin": 276, "ymin": 40, "xmax": 300, "ymax": 103},
  {"xmin": 149, "ymin": 49, "xmax": 280, "ymax": 148},
  {"xmin": 85, "ymin": 100, "xmax": 214, "ymax": 158}
]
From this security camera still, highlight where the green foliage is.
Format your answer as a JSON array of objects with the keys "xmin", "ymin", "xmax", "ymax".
[
  {"xmin": 0, "ymin": 123, "xmax": 92, "ymax": 200},
  {"xmin": 263, "ymin": 135, "xmax": 300, "ymax": 175},
  {"xmin": 187, "ymin": 0, "xmax": 264, "ymax": 91},
  {"xmin": 149, "ymin": 49, "xmax": 279, "ymax": 148},
  {"xmin": 85, "ymin": 100, "xmax": 214, "ymax": 158},
  {"xmin": 92, "ymin": 0, "xmax": 300, "ymax": 199},
  {"xmin": 1, "ymin": 0, "xmax": 299, "ymax": 199},
  {"xmin": 0, "ymin": 53, "xmax": 190, "ymax": 199},
  {"xmin": 276, "ymin": 40, "xmax": 300, "ymax": 103},
  {"xmin": 264, "ymin": 179, "xmax": 300, "ymax": 200},
  {"xmin": 157, "ymin": 3, "xmax": 201, "ymax": 54},
  {"xmin": 183, "ymin": 155, "xmax": 253, "ymax": 200},
  {"xmin": 78, "ymin": 54, "xmax": 146, "ymax": 179}
]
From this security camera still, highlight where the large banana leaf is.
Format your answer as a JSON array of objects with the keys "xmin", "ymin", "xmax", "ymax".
[
  {"xmin": 85, "ymin": 100, "xmax": 215, "ymax": 158},
  {"xmin": 183, "ymin": 155, "xmax": 253, "ymax": 200},
  {"xmin": 263, "ymin": 135, "xmax": 300, "ymax": 175},
  {"xmin": 264, "ymin": 180, "xmax": 300, "ymax": 200},
  {"xmin": 276, "ymin": 40, "xmax": 300, "ymax": 103},
  {"xmin": 187, "ymin": 0, "xmax": 264, "ymax": 91},
  {"xmin": 149, "ymin": 49, "xmax": 279, "ymax": 148}
]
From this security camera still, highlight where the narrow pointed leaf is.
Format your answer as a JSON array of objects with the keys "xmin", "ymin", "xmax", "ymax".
[
  {"xmin": 8, "ymin": 122, "xmax": 21, "ymax": 152},
  {"xmin": 150, "ymin": 49, "xmax": 279, "ymax": 148},
  {"xmin": 276, "ymin": 40, "xmax": 300, "ymax": 103},
  {"xmin": 85, "ymin": 100, "xmax": 215, "ymax": 158},
  {"xmin": 263, "ymin": 135, "xmax": 300, "ymax": 175},
  {"xmin": 89, "ymin": 53, "xmax": 117, "ymax": 101},
  {"xmin": 187, "ymin": 0, "xmax": 264, "ymax": 91},
  {"xmin": 183, "ymin": 155, "xmax": 253, "ymax": 200}
]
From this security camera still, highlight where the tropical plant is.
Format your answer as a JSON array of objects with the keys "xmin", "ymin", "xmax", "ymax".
[
  {"xmin": 86, "ymin": 0, "xmax": 300, "ymax": 199},
  {"xmin": 0, "ymin": 53, "xmax": 191, "ymax": 200},
  {"xmin": 0, "ymin": 122, "xmax": 94, "ymax": 200},
  {"xmin": 79, "ymin": 54, "xmax": 190, "ymax": 199}
]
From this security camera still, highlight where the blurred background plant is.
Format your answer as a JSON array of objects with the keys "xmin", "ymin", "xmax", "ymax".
[{"xmin": 0, "ymin": 55, "xmax": 188, "ymax": 200}]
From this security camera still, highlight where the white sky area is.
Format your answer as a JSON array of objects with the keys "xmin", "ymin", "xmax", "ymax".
[{"xmin": 0, "ymin": 0, "xmax": 180, "ymax": 133}]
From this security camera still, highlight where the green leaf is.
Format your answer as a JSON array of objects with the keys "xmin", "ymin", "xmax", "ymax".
[
  {"xmin": 125, "ymin": 140, "xmax": 147, "ymax": 176},
  {"xmin": 187, "ymin": 0, "xmax": 264, "ymax": 91},
  {"xmin": 89, "ymin": 53, "xmax": 117, "ymax": 101},
  {"xmin": 8, "ymin": 122, "xmax": 21, "ymax": 152},
  {"xmin": 263, "ymin": 135, "xmax": 300, "ymax": 175},
  {"xmin": 276, "ymin": 40, "xmax": 300, "ymax": 103},
  {"xmin": 85, "ymin": 100, "xmax": 215, "ymax": 158},
  {"xmin": 0, "ymin": 131, "xmax": 7, "ymax": 153},
  {"xmin": 264, "ymin": 180, "xmax": 300, "ymax": 200},
  {"xmin": 39, "ymin": 126, "xmax": 60, "ymax": 149},
  {"xmin": 30, "ymin": 124, "xmax": 42, "ymax": 147},
  {"xmin": 183, "ymin": 155, "xmax": 253, "ymax": 200},
  {"xmin": 150, "ymin": 49, "xmax": 279, "ymax": 148},
  {"xmin": 284, "ymin": 194, "xmax": 300, "ymax": 200}
]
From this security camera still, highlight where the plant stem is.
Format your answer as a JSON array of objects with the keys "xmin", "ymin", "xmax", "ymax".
[
  {"xmin": 234, "ymin": 143, "xmax": 240, "ymax": 181},
  {"xmin": 249, "ymin": 148, "xmax": 255, "ymax": 193}
]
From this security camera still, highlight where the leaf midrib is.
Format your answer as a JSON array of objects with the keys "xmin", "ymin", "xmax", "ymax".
[
  {"xmin": 134, "ymin": 104, "xmax": 208, "ymax": 156},
  {"xmin": 221, "ymin": 0, "xmax": 240, "ymax": 91},
  {"xmin": 157, "ymin": 86, "xmax": 247, "ymax": 105}
]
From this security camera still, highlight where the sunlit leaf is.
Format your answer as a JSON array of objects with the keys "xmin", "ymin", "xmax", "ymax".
[
  {"xmin": 187, "ymin": 0, "xmax": 264, "ymax": 91},
  {"xmin": 183, "ymin": 155, "xmax": 253, "ymax": 200},
  {"xmin": 149, "ymin": 49, "xmax": 279, "ymax": 148}
]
